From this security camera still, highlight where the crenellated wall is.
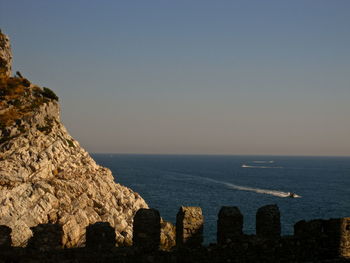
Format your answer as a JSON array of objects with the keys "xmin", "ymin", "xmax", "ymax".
[{"xmin": 0, "ymin": 204, "xmax": 349, "ymax": 262}]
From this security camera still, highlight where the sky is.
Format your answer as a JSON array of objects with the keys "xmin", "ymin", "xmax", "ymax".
[{"xmin": 1, "ymin": 0, "xmax": 350, "ymax": 156}]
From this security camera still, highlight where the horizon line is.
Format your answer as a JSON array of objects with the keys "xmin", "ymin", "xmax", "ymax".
[{"xmin": 89, "ymin": 152, "xmax": 350, "ymax": 158}]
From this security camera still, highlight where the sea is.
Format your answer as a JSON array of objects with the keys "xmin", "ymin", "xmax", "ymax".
[{"xmin": 92, "ymin": 154, "xmax": 350, "ymax": 244}]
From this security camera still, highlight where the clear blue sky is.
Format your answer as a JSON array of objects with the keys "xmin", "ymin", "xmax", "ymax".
[{"xmin": 1, "ymin": 0, "xmax": 350, "ymax": 155}]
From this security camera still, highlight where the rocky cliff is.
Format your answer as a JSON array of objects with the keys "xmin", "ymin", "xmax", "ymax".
[
  {"xmin": 0, "ymin": 30, "xmax": 12, "ymax": 78},
  {"xmin": 0, "ymin": 31, "xmax": 174, "ymax": 249}
]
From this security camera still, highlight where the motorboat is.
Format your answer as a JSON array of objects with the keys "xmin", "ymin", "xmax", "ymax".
[{"xmin": 288, "ymin": 192, "xmax": 296, "ymax": 198}]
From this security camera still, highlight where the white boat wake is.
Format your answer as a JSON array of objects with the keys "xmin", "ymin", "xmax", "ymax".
[
  {"xmin": 241, "ymin": 164, "xmax": 283, "ymax": 169},
  {"xmin": 167, "ymin": 171, "xmax": 301, "ymax": 198},
  {"xmin": 198, "ymin": 176, "xmax": 301, "ymax": 198},
  {"xmin": 225, "ymin": 182, "xmax": 301, "ymax": 198}
]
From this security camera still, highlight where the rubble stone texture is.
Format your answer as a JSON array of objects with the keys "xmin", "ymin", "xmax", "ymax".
[
  {"xmin": 256, "ymin": 204, "xmax": 281, "ymax": 239},
  {"xmin": 0, "ymin": 31, "xmax": 12, "ymax": 78},
  {"xmin": 160, "ymin": 218, "xmax": 176, "ymax": 251},
  {"xmin": 339, "ymin": 218, "xmax": 350, "ymax": 258},
  {"xmin": 133, "ymin": 208, "xmax": 160, "ymax": 251},
  {"xmin": 27, "ymin": 223, "xmax": 63, "ymax": 251},
  {"xmin": 176, "ymin": 206, "xmax": 203, "ymax": 248},
  {"xmin": 86, "ymin": 222, "xmax": 116, "ymax": 250},
  {"xmin": 217, "ymin": 206, "xmax": 243, "ymax": 244}
]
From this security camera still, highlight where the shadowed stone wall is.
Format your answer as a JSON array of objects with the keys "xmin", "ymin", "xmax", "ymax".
[
  {"xmin": 133, "ymin": 208, "xmax": 161, "ymax": 251},
  {"xmin": 256, "ymin": 204, "xmax": 281, "ymax": 239},
  {"xmin": 0, "ymin": 225, "xmax": 11, "ymax": 248},
  {"xmin": 27, "ymin": 224, "xmax": 63, "ymax": 251},
  {"xmin": 217, "ymin": 206, "xmax": 243, "ymax": 244},
  {"xmin": 86, "ymin": 222, "xmax": 116, "ymax": 250},
  {"xmin": 294, "ymin": 217, "xmax": 350, "ymax": 259}
]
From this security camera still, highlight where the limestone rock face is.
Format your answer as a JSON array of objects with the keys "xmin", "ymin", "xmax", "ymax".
[
  {"xmin": 160, "ymin": 218, "xmax": 176, "ymax": 250},
  {"xmin": 0, "ymin": 31, "xmax": 12, "ymax": 78},
  {"xmin": 0, "ymin": 77, "xmax": 149, "ymax": 247}
]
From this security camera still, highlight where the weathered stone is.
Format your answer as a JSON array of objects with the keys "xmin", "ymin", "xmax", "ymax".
[
  {"xmin": 133, "ymin": 208, "xmax": 160, "ymax": 251},
  {"xmin": 160, "ymin": 218, "xmax": 176, "ymax": 251},
  {"xmin": 256, "ymin": 204, "xmax": 281, "ymax": 239},
  {"xmin": 338, "ymin": 217, "xmax": 350, "ymax": 258},
  {"xmin": 217, "ymin": 206, "xmax": 243, "ymax": 244},
  {"xmin": 294, "ymin": 217, "xmax": 350, "ymax": 259},
  {"xmin": 0, "ymin": 225, "xmax": 11, "ymax": 248},
  {"xmin": 294, "ymin": 219, "xmax": 324, "ymax": 238},
  {"xmin": 0, "ymin": 31, "xmax": 12, "ymax": 78},
  {"xmin": 27, "ymin": 224, "xmax": 63, "ymax": 251},
  {"xmin": 86, "ymin": 222, "xmax": 116, "ymax": 250},
  {"xmin": 0, "ymin": 32, "xmax": 156, "ymax": 248},
  {"xmin": 0, "ymin": 69, "xmax": 149, "ymax": 247},
  {"xmin": 176, "ymin": 206, "xmax": 203, "ymax": 248}
]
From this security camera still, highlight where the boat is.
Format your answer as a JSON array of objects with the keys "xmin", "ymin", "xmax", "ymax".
[{"xmin": 288, "ymin": 192, "xmax": 296, "ymax": 198}]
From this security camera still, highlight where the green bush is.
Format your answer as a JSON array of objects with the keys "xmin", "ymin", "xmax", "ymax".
[
  {"xmin": 22, "ymin": 78, "xmax": 30, "ymax": 87},
  {"xmin": 66, "ymin": 139, "xmax": 75, "ymax": 148},
  {"xmin": 42, "ymin": 87, "xmax": 59, "ymax": 101}
]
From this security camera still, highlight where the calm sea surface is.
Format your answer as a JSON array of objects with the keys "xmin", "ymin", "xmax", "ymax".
[{"xmin": 92, "ymin": 154, "xmax": 350, "ymax": 244}]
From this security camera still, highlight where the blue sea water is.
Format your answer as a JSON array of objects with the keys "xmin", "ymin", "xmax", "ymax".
[{"xmin": 92, "ymin": 154, "xmax": 350, "ymax": 244}]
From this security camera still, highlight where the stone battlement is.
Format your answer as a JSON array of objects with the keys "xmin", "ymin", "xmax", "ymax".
[{"xmin": 0, "ymin": 204, "xmax": 349, "ymax": 262}]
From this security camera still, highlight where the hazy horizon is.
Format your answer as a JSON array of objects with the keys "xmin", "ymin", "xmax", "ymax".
[
  {"xmin": 1, "ymin": 0, "xmax": 350, "ymax": 156},
  {"xmin": 91, "ymin": 152, "xmax": 350, "ymax": 158}
]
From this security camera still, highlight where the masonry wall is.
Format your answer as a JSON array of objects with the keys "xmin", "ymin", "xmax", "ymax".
[{"xmin": 0, "ymin": 205, "xmax": 349, "ymax": 263}]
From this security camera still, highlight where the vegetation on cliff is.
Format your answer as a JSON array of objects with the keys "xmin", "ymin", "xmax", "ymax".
[{"xmin": 0, "ymin": 76, "xmax": 59, "ymax": 144}]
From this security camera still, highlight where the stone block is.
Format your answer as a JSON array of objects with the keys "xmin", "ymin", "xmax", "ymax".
[
  {"xmin": 133, "ymin": 208, "xmax": 161, "ymax": 251},
  {"xmin": 256, "ymin": 204, "xmax": 281, "ymax": 239},
  {"xmin": 86, "ymin": 222, "xmax": 116, "ymax": 250},
  {"xmin": 0, "ymin": 225, "xmax": 11, "ymax": 248},
  {"xmin": 27, "ymin": 224, "xmax": 63, "ymax": 251},
  {"xmin": 217, "ymin": 206, "xmax": 243, "ymax": 244},
  {"xmin": 176, "ymin": 206, "xmax": 203, "ymax": 247}
]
